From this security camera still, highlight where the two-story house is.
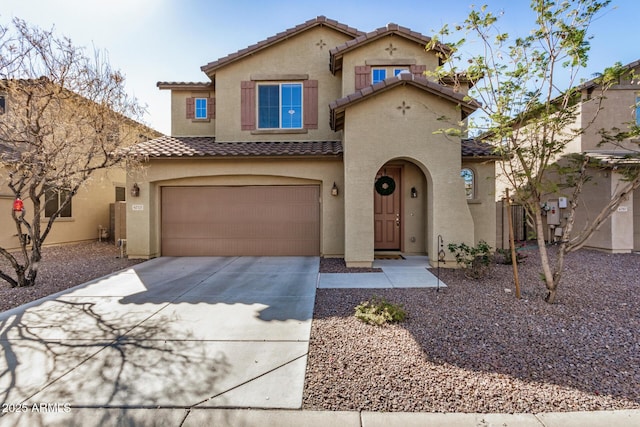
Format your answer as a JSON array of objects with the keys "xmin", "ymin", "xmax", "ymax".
[
  {"xmin": 125, "ymin": 16, "xmax": 498, "ymax": 267},
  {"xmin": 496, "ymin": 59, "xmax": 640, "ymax": 253}
]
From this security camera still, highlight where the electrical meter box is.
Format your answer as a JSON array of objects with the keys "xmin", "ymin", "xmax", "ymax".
[
  {"xmin": 558, "ymin": 197, "xmax": 568, "ymax": 208},
  {"xmin": 547, "ymin": 200, "xmax": 560, "ymax": 225}
]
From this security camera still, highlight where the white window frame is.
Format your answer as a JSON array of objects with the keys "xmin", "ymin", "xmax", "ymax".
[
  {"xmin": 372, "ymin": 68, "xmax": 387, "ymax": 84},
  {"xmin": 194, "ymin": 98, "xmax": 207, "ymax": 119},
  {"xmin": 256, "ymin": 82, "xmax": 303, "ymax": 129},
  {"xmin": 461, "ymin": 168, "xmax": 475, "ymax": 200}
]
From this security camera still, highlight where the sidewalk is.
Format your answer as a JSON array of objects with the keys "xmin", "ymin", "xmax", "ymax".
[{"xmin": 4, "ymin": 408, "xmax": 639, "ymax": 426}]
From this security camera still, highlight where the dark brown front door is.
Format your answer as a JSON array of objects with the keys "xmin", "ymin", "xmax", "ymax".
[{"xmin": 374, "ymin": 166, "xmax": 401, "ymax": 250}]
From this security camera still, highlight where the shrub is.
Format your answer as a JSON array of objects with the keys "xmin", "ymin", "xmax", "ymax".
[
  {"xmin": 354, "ymin": 296, "xmax": 406, "ymax": 326},
  {"xmin": 447, "ymin": 240, "xmax": 493, "ymax": 279},
  {"xmin": 495, "ymin": 247, "xmax": 527, "ymax": 265}
]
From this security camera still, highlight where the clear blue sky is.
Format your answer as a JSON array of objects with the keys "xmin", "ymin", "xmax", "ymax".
[{"xmin": 3, "ymin": 0, "xmax": 639, "ymax": 135}]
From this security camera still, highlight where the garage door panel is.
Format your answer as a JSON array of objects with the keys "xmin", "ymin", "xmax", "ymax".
[{"xmin": 161, "ymin": 186, "xmax": 320, "ymax": 256}]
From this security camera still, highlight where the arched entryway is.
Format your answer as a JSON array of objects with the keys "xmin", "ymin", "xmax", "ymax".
[{"xmin": 374, "ymin": 160, "xmax": 428, "ymax": 255}]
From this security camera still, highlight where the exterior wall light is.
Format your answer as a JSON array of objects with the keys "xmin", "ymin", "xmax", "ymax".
[
  {"xmin": 331, "ymin": 182, "xmax": 339, "ymax": 196},
  {"xmin": 411, "ymin": 187, "xmax": 418, "ymax": 198},
  {"xmin": 131, "ymin": 183, "xmax": 140, "ymax": 197}
]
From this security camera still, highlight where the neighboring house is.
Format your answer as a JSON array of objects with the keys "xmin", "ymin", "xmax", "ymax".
[
  {"xmin": 126, "ymin": 16, "xmax": 498, "ymax": 267},
  {"xmin": 496, "ymin": 59, "xmax": 640, "ymax": 253},
  {"xmin": 0, "ymin": 85, "xmax": 162, "ymax": 251}
]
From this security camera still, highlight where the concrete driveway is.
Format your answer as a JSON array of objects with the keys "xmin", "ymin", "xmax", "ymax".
[{"xmin": 0, "ymin": 256, "xmax": 318, "ymax": 412}]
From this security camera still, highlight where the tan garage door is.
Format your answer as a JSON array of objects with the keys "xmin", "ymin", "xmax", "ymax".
[{"xmin": 161, "ymin": 185, "xmax": 320, "ymax": 256}]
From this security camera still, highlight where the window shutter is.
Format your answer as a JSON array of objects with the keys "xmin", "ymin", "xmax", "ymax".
[
  {"xmin": 241, "ymin": 81, "xmax": 256, "ymax": 130},
  {"xmin": 303, "ymin": 80, "xmax": 318, "ymax": 129},
  {"xmin": 186, "ymin": 97, "xmax": 195, "ymax": 119},
  {"xmin": 208, "ymin": 97, "xmax": 215, "ymax": 119},
  {"xmin": 355, "ymin": 65, "xmax": 371, "ymax": 90},
  {"xmin": 410, "ymin": 65, "xmax": 427, "ymax": 78}
]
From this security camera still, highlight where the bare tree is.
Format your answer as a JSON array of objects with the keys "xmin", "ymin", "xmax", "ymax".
[
  {"xmin": 427, "ymin": 1, "xmax": 640, "ymax": 303},
  {"xmin": 0, "ymin": 18, "xmax": 146, "ymax": 287}
]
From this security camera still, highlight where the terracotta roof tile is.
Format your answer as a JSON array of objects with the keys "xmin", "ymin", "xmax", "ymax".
[
  {"xmin": 461, "ymin": 139, "xmax": 497, "ymax": 158},
  {"xmin": 329, "ymin": 23, "xmax": 450, "ymax": 73},
  {"xmin": 127, "ymin": 136, "xmax": 343, "ymax": 158},
  {"xmin": 201, "ymin": 16, "xmax": 363, "ymax": 76}
]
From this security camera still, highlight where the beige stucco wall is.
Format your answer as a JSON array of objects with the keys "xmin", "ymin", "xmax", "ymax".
[
  {"xmin": 341, "ymin": 85, "xmax": 478, "ymax": 267},
  {"xmin": 580, "ymin": 86, "xmax": 640, "ymax": 152},
  {"xmin": 126, "ymin": 157, "xmax": 344, "ymax": 259},
  {"xmin": 463, "ymin": 160, "xmax": 497, "ymax": 248},
  {"xmin": 210, "ymin": 26, "xmax": 349, "ymax": 142},
  {"xmin": 545, "ymin": 168, "xmax": 635, "ymax": 253},
  {"xmin": 340, "ymin": 35, "xmax": 440, "ymax": 97},
  {"xmin": 170, "ymin": 89, "xmax": 216, "ymax": 137},
  {"xmin": 0, "ymin": 168, "xmax": 126, "ymax": 251}
]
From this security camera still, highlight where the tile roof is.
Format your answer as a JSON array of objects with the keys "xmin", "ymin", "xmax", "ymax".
[
  {"xmin": 329, "ymin": 23, "xmax": 450, "ymax": 74},
  {"xmin": 157, "ymin": 82, "xmax": 214, "ymax": 90},
  {"xmin": 126, "ymin": 136, "xmax": 343, "ymax": 158},
  {"xmin": 126, "ymin": 136, "xmax": 495, "ymax": 160},
  {"xmin": 200, "ymin": 16, "xmax": 364, "ymax": 77},
  {"xmin": 330, "ymin": 73, "xmax": 481, "ymax": 131},
  {"xmin": 461, "ymin": 139, "xmax": 498, "ymax": 158},
  {"xmin": 585, "ymin": 150, "xmax": 640, "ymax": 166}
]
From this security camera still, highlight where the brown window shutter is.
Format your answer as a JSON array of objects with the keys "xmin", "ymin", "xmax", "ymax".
[
  {"xmin": 410, "ymin": 65, "xmax": 427, "ymax": 78},
  {"xmin": 303, "ymin": 80, "xmax": 318, "ymax": 129},
  {"xmin": 186, "ymin": 97, "xmax": 195, "ymax": 119},
  {"xmin": 241, "ymin": 81, "xmax": 256, "ymax": 130},
  {"xmin": 208, "ymin": 97, "xmax": 215, "ymax": 119},
  {"xmin": 355, "ymin": 65, "xmax": 371, "ymax": 90}
]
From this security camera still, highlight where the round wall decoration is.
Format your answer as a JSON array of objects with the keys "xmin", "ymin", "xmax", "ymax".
[{"xmin": 375, "ymin": 176, "xmax": 396, "ymax": 196}]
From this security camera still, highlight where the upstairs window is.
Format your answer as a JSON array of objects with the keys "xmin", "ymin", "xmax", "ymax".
[
  {"xmin": 258, "ymin": 83, "xmax": 302, "ymax": 129},
  {"xmin": 195, "ymin": 98, "xmax": 208, "ymax": 119},
  {"xmin": 461, "ymin": 168, "xmax": 475, "ymax": 200},
  {"xmin": 372, "ymin": 69, "xmax": 387, "ymax": 84}
]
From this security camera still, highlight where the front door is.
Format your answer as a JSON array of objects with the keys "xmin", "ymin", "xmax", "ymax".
[{"xmin": 374, "ymin": 166, "xmax": 401, "ymax": 250}]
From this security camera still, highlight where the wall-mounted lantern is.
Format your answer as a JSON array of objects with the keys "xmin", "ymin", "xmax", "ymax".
[
  {"xmin": 331, "ymin": 182, "xmax": 339, "ymax": 196},
  {"xmin": 131, "ymin": 183, "xmax": 140, "ymax": 197},
  {"xmin": 410, "ymin": 187, "xmax": 418, "ymax": 198}
]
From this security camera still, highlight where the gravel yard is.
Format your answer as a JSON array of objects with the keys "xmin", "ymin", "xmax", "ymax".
[
  {"xmin": 0, "ymin": 241, "xmax": 142, "ymax": 312},
  {"xmin": 1, "ymin": 243, "xmax": 638, "ymax": 413},
  {"xmin": 304, "ymin": 248, "xmax": 640, "ymax": 413}
]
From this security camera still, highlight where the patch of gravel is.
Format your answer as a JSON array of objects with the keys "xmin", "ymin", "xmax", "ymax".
[
  {"xmin": 320, "ymin": 257, "xmax": 382, "ymax": 273},
  {"xmin": 0, "ymin": 241, "xmax": 142, "ymax": 312},
  {"xmin": 304, "ymin": 248, "xmax": 640, "ymax": 413}
]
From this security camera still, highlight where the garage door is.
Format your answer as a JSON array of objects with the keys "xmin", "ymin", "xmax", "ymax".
[{"xmin": 161, "ymin": 185, "xmax": 320, "ymax": 256}]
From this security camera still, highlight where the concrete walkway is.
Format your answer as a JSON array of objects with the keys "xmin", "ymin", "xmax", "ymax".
[
  {"xmin": 4, "ymin": 407, "xmax": 639, "ymax": 426},
  {"xmin": 318, "ymin": 256, "xmax": 447, "ymax": 289}
]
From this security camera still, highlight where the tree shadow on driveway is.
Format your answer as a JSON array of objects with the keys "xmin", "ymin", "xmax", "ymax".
[{"xmin": 0, "ymin": 256, "xmax": 318, "ymax": 422}]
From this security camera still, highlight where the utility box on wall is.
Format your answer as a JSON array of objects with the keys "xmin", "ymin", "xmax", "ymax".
[{"xmin": 547, "ymin": 200, "xmax": 560, "ymax": 225}]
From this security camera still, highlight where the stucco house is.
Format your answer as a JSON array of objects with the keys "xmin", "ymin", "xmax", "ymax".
[
  {"xmin": 126, "ymin": 16, "xmax": 498, "ymax": 267},
  {"xmin": 496, "ymin": 59, "xmax": 640, "ymax": 253},
  {"xmin": 0, "ymin": 82, "xmax": 161, "ymax": 251}
]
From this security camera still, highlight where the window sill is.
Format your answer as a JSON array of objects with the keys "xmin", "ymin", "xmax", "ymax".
[
  {"xmin": 466, "ymin": 199, "xmax": 482, "ymax": 204},
  {"xmin": 42, "ymin": 217, "xmax": 75, "ymax": 222},
  {"xmin": 251, "ymin": 129, "xmax": 308, "ymax": 135},
  {"xmin": 191, "ymin": 119, "xmax": 211, "ymax": 123}
]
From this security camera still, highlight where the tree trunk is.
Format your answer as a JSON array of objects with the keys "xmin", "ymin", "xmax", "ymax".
[{"xmin": 533, "ymin": 206, "xmax": 557, "ymax": 303}]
